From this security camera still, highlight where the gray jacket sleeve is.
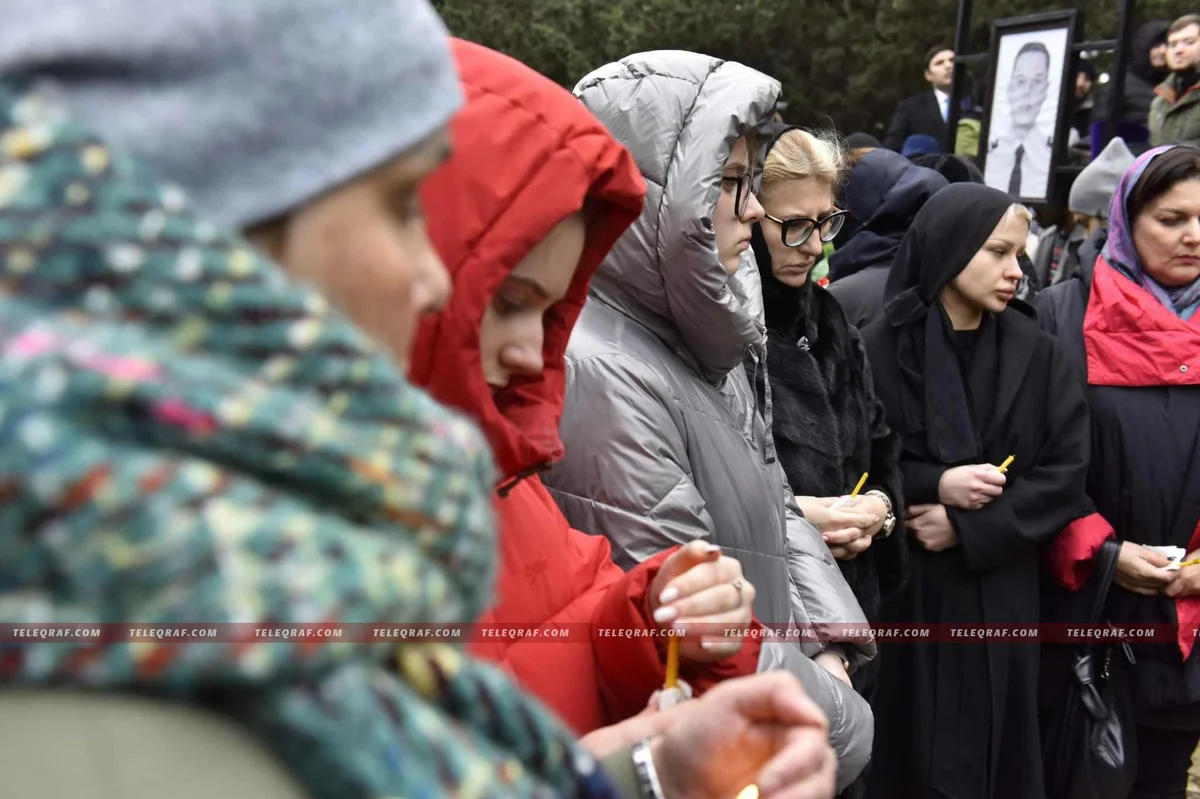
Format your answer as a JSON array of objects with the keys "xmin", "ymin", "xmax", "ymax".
[
  {"xmin": 758, "ymin": 640, "xmax": 874, "ymax": 791},
  {"xmin": 781, "ymin": 478, "xmax": 878, "ymax": 669}
]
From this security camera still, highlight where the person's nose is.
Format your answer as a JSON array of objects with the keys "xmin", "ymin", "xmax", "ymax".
[
  {"xmin": 742, "ymin": 191, "xmax": 765, "ymax": 224},
  {"xmin": 499, "ymin": 323, "xmax": 545, "ymax": 378},
  {"xmin": 411, "ymin": 234, "xmax": 452, "ymax": 317},
  {"xmin": 1180, "ymin": 217, "xmax": 1200, "ymax": 247},
  {"xmin": 800, "ymin": 230, "xmax": 824, "ymax": 258},
  {"xmin": 1003, "ymin": 257, "xmax": 1025, "ymax": 282}
]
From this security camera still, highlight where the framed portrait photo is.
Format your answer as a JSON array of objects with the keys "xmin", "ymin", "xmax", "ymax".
[{"xmin": 979, "ymin": 10, "xmax": 1079, "ymax": 204}]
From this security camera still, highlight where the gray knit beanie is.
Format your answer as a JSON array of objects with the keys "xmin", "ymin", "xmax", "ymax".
[
  {"xmin": 1069, "ymin": 137, "xmax": 1136, "ymax": 219},
  {"xmin": 0, "ymin": 0, "xmax": 462, "ymax": 228}
]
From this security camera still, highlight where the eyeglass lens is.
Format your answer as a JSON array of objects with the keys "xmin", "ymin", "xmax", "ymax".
[{"xmin": 784, "ymin": 213, "xmax": 845, "ymax": 247}]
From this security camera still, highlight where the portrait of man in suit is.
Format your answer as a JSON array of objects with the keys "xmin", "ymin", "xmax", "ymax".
[
  {"xmin": 983, "ymin": 27, "xmax": 1069, "ymax": 202},
  {"xmin": 884, "ymin": 46, "xmax": 955, "ymax": 153}
]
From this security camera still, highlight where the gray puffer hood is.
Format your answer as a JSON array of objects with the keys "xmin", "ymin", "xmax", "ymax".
[{"xmin": 574, "ymin": 51, "xmax": 780, "ymax": 384}]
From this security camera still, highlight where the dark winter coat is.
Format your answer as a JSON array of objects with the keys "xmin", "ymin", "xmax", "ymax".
[
  {"xmin": 1037, "ymin": 229, "xmax": 1200, "ymax": 726},
  {"xmin": 862, "ymin": 184, "xmax": 1093, "ymax": 799},
  {"xmin": 827, "ymin": 150, "xmax": 947, "ymax": 329},
  {"xmin": 1151, "ymin": 69, "xmax": 1200, "ymax": 147},
  {"xmin": 752, "ymin": 221, "xmax": 907, "ymax": 628}
]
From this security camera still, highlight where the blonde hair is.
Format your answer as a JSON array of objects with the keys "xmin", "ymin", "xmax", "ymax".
[
  {"xmin": 760, "ymin": 129, "xmax": 849, "ymax": 196},
  {"xmin": 1003, "ymin": 203, "xmax": 1033, "ymax": 227}
]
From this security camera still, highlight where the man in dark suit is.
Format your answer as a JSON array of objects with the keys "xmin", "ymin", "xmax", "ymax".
[{"xmin": 884, "ymin": 46, "xmax": 955, "ymax": 152}]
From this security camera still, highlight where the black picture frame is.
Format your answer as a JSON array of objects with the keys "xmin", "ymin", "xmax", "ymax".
[{"xmin": 979, "ymin": 10, "xmax": 1080, "ymax": 204}]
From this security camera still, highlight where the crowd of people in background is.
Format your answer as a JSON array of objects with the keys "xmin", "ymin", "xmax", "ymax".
[{"xmin": 0, "ymin": 2, "xmax": 1196, "ymax": 799}]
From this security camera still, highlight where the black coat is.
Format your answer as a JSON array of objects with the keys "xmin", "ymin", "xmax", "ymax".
[
  {"xmin": 884, "ymin": 91, "xmax": 949, "ymax": 152},
  {"xmin": 862, "ymin": 303, "xmax": 1092, "ymax": 799},
  {"xmin": 1037, "ymin": 231, "xmax": 1200, "ymax": 725},
  {"xmin": 762, "ymin": 285, "xmax": 907, "ymax": 624},
  {"xmin": 827, "ymin": 150, "xmax": 947, "ymax": 329}
]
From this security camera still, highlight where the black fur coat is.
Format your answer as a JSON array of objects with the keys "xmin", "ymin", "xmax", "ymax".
[{"xmin": 756, "ymin": 230, "xmax": 908, "ymax": 627}]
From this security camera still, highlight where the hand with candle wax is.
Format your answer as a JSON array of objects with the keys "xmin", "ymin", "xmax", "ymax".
[
  {"xmin": 580, "ymin": 672, "xmax": 836, "ymax": 799},
  {"xmin": 1165, "ymin": 548, "xmax": 1200, "ymax": 598},
  {"xmin": 1114, "ymin": 542, "xmax": 1178, "ymax": 595},
  {"xmin": 649, "ymin": 540, "xmax": 755, "ymax": 663},
  {"xmin": 650, "ymin": 672, "xmax": 836, "ymax": 799},
  {"xmin": 938, "ymin": 463, "xmax": 1007, "ymax": 510}
]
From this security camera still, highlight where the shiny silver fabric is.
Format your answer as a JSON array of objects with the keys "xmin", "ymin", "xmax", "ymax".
[{"xmin": 544, "ymin": 51, "xmax": 874, "ymax": 787}]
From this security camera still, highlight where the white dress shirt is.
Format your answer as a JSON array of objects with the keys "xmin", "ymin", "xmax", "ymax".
[
  {"xmin": 934, "ymin": 89, "xmax": 950, "ymax": 122},
  {"xmin": 984, "ymin": 124, "xmax": 1053, "ymax": 200}
]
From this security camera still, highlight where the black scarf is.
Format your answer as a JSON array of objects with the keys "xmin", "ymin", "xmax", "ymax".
[
  {"xmin": 752, "ymin": 223, "xmax": 811, "ymax": 338},
  {"xmin": 883, "ymin": 183, "xmax": 1014, "ymax": 464}
]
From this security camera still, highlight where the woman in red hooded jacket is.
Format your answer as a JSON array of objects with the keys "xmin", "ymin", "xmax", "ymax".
[{"xmin": 411, "ymin": 39, "xmax": 764, "ymax": 735}]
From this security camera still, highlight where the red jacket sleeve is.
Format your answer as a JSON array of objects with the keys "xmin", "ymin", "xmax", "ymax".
[
  {"xmin": 590, "ymin": 548, "xmax": 763, "ymax": 721},
  {"xmin": 1046, "ymin": 512, "xmax": 1116, "ymax": 590}
]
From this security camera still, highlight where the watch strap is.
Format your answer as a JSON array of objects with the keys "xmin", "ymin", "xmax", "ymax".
[
  {"xmin": 864, "ymin": 489, "xmax": 896, "ymax": 537},
  {"xmin": 630, "ymin": 739, "xmax": 666, "ymax": 799}
]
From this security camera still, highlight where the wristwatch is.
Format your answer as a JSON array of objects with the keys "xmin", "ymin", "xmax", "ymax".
[
  {"xmin": 631, "ymin": 739, "xmax": 666, "ymax": 799},
  {"xmin": 864, "ymin": 489, "xmax": 896, "ymax": 537}
]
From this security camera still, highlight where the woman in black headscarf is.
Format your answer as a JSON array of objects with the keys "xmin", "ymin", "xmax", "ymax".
[{"xmin": 861, "ymin": 183, "xmax": 1094, "ymax": 799}]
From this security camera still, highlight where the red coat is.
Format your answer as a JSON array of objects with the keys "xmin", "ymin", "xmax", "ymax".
[{"xmin": 411, "ymin": 39, "xmax": 762, "ymax": 735}]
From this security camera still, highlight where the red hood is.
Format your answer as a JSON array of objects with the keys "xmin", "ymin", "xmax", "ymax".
[{"xmin": 413, "ymin": 40, "xmax": 645, "ymax": 479}]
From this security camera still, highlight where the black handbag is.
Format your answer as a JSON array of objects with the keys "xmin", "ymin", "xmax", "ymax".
[{"xmin": 1043, "ymin": 538, "xmax": 1137, "ymax": 799}]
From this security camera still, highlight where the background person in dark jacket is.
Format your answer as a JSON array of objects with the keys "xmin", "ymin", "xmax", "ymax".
[
  {"xmin": 1038, "ymin": 145, "xmax": 1200, "ymax": 799},
  {"xmin": 862, "ymin": 184, "xmax": 1093, "ymax": 799},
  {"xmin": 884, "ymin": 46, "xmax": 955, "ymax": 153},
  {"xmin": 1091, "ymin": 20, "xmax": 1170, "ymax": 156},
  {"xmin": 827, "ymin": 149, "xmax": 947, "ymax": 329}
]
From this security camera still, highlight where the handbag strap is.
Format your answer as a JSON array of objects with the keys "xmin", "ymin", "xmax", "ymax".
[{"xmin": 1087, "ymin": 538, "xmax": 1122, "ymax": 625}]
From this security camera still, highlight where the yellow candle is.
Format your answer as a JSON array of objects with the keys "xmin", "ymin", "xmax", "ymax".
[
  {"xmin": 997, "ymin": 455, "xmax": 1015, "ymax": 474},
  {"xmin": 664, "ymin": 637, "xmax": 680, "ymax": 689},
  {"xmin": 849, "ymin": 472, "xmax": 869, "ymax": 499}
]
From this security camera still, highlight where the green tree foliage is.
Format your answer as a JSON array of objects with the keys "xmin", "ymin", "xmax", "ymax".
[{"xmin": 435, "ymin": 0, "xmax": 1193, "ymax": 136}]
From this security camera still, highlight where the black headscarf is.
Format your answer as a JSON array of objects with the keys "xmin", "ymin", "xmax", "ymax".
[{"xmin": 883, "ymin": 183, "xmax": 1015, "ymax": 464}]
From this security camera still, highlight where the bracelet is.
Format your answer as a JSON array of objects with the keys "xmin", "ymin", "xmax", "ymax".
[
  {"xmin": 630, "ymin": 739, "xmax": 666, "ymax": 799},
  {"xmin": 863, "ymin": 489, "xmax": 892, "ymax": 516}
]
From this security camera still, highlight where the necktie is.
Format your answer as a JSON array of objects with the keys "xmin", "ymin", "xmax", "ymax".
[{"xmin": 1008, "ymin": 145, "xmax": 1025, "ymax": 196}]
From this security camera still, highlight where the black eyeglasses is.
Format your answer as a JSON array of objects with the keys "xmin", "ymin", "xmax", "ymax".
[
  {"xmin": 721, "ymin": 173, "xmax": 753, "ymax": 217},
  {"xmin": 762, "ymin": 210, "xmax": 848, "ymax": 248}
]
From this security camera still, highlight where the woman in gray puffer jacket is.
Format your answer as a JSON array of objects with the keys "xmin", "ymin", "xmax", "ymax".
[{"xmin": 543, "ymin": 51, "xmax": 875, "ymax": 790}]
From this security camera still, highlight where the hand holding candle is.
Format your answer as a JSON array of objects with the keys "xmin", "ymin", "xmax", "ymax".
[
  {"xmin": 650, "ymin": 540, "xmax": 755, "ymax": 688},
  {"xmin": 937, "ymin": 463, "xmax": 1007, "ymax": 510}
]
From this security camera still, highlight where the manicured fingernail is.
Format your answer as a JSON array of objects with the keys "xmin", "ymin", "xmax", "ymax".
[
  {"xmin": 821, "ymin": 534, "xmax": 829, "ymax": 542},
  {"xmin": 700, "ymin": 640, "xmax": 723, "ymax": 651},
  {"xmin": 653, "ymin": 605, "xmax": 678, "ymax": 623},
  {"xmin": 659, "ymin": 587, "xmax": 680, "ymax": 604},
  {"xmin": 704, "ymin": 544, "xmax": 722, "ymax": 556}
]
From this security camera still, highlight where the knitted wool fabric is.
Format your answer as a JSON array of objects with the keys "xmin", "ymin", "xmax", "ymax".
[{"xmin": 0, "ymin": 78, "xmax": 617, "ymax": 799}]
